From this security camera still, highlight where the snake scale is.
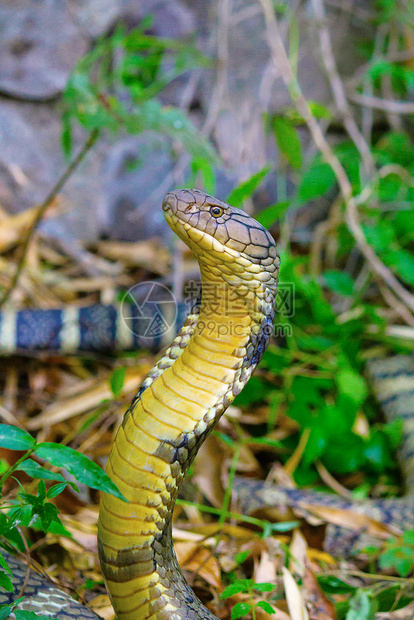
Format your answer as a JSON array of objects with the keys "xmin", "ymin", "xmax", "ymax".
[{"xmin": 1, "ymin": 189, "xmax": 413, "ymax": 619}]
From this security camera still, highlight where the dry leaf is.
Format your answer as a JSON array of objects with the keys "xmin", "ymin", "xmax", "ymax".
[
  {"xmin": 299, "ymin": 503, "xmax": 401, "ymax": 539},
  {"xmin": 282, "ymin": 566, "xmax": 309, "ymax": 620},
  {"xmin": 302, "ymin": 558, "xmax": 337, "ymax": 620},
  {"xmin": 194, "ymin": 436, "xmax": 225, "ymax": 507},
  {"xmin": 98, "ymin": 240, "xmax": 170, "ymax": 274},
  {"xmin": 26, "ymin": 367, "xmax": 145, "ymax": 429},
  {"xmin": 288, "ymin": 529, "xmax": 308, "ymax": 579},
  {"xmin": 88, "ymin": 594, "xmax": 115, "ymax": 620},
  {"xmin": 177, "ymin": 544, "xmax": 222, "ymax": 589},
  {"xmin": 254, "ymin": 547, "xmax": 277, "ymax": 585}
]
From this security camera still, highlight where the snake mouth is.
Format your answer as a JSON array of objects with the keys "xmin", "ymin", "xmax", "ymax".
[{"xmin": 162, "ymin": 193, "xmax": 176, "ymax": 214}]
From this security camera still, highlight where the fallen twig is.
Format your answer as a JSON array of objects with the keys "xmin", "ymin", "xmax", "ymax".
[{"xmin": 0, "ymin": 129, "xmax": 99, "ymax": 307}]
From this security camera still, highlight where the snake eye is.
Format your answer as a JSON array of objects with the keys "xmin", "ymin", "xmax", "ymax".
[{"xmin": 210, "ymin": 206, "xmax": 224, "ymax": 218}]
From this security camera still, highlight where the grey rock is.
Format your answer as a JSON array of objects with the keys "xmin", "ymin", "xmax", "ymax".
[
  {"xmin": 67, "ymin": 0, "xmax": 195, "ymax": 39},
  {"xmin": 102, "ymin": 134, "xmax": 178, "ymax": 242},
  {"xmin": 0, "ymin": 0, "xmax": 89, "ymax": 100}
]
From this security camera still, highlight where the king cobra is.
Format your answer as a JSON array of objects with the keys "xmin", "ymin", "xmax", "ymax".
[
  {"xmin": 2, "ymin": 189, "xmax": 279, "ymax": 619},
  {"xmin": 1, "ymin": 190, "xmax": 414, "ymax": 618}
]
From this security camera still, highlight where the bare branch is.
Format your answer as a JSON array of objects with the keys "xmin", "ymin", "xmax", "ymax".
[
  {"xmin": 258, "ymin": 0, "xmax": 414, "ymax": 315},
  {"xmin": 348, "ymin": 92, "xmax": 414, "ymax": 114},
  {"xmin": 310, "ymin": 0, "xmax": 374, "ymax": 176}
]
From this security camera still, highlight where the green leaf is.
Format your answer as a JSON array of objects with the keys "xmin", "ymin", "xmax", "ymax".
[
  {"xmin": 368, "ymin": 59, "xmax": 393, "ymax": 81},
  {"xmin": 253, "ymin": 583, "xmax": 274, "ymax": 593},
  {"xmin": 47, "ymin": 483, "xmax": 68, "ymax": 498},
  {"xmin": 34, "ymin": 443, "xmax": 126, "ymax": 501},
  {"xmin": 0, "ymin": 425, "xmax": 36, "ymax": 451},
  {"xmin": 385, "ymin": 249, "xmax": 414, "ymax": 285},
  {"xmin": 60, "ymin": 112, "xmax": 73, "ymax": 158},
  {"xmin": 308, "ymin": 101, "xmax": 332, "ymax": 119},
  {"xmin": 256, "ymin": 601, "xmax": 275, "ymax": 614},
  {"xmin": 375, "ymin": 585, "xmax": 412, "ymax": 612},
  {"xmin": 317, "ymin": 575, "xmax": 356, "ymax": 594},
  {"xmin": 233, "ymin": 377, "xmax": 268, "ymax": 407},
  {"xmin": 379, "ymin": 539, "xmax": 414, "ymax": 577},
  {"xmin": 0, "ymin": 552, "xmax": 12, "ymax": 578},
  {"xmin": 256, "ymin": 201, "xmax": 290, "ymax": 229},
  {"xmin": 227, "ymin": 166, "xmax": 272, "ymax": 208},
  {"xmin": 262, "ymin": 521, "xmax": 300, "ymax": 536},
  {"xmin": 363, "ymin": 430, "xmax": 393, "ymax": 473},
  {"xmin": 322, "ymin": 433, "xmax": 365, "ymax": 474},
  {"xmin": 362, "ymin": 223, "xmax": 395, "ymax": 252},
  {"xmin": 402, "ymin": 530, "xmax": 414, "ymax": 545},
  {"xmin": 323, "ymin": 270, "xmax": 354, "ymax": 296},
  {"xmin": 15, "ymin": 612, "xmax": 59, "ymax": 620},
  {"xmin": 374, "ymin": 131, "xmax": 414, "ymax": 167},
  {"xmin": 110, "ymin": 367, "xmax": 126, "ymax": 398},
  {"xmin": 336, "ymin": 368, "xmax": 367, "ymax": 406},
  {"xmin": 221, "ymin": 581, "xmax": 250, "ymax": 599},
  {"xmin": 231, "ymin": 602, "xmax": 251, "ymax": 619},
  {"xmin": 234, "ymin": 550, "xmax": 250, "ymax": 565},
  {"xmin": 272, "ymin": 116, "xmax": 302, "ymax": 169},
  {"xmin": 190, "ymin": 158, "xmax": 216, "ymax": 196},
  {"xmin": 16, "ymin": 459, "xmax": 66, "ymax": 482},
  {"xmin": 346, "ymin": 590, "xmax": 378, "ymax": 620},
  {"xmin": 285, "ymin": 101, "xmax": 332, "ymax": 123},
  {"xmin": 0, "ymin": 570, "xmax": 13, "ymax": 592},
  {"xmin": 382, "ymin": 418, "xmax": 403, "ymax": 450},
  {"xmin": 0, "ymin": 602, "xmax": 20, "ymax": 620},
  {"xmin": 298, "ymin": 162, "xmax": 336, "ymax": 201},
  {"xmin": 302, "ymin": 425, "xmax": 327, "ymax": 467}
]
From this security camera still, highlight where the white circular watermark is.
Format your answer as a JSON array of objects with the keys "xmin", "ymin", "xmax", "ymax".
[{"xmin": 120, "ymin": 282, "xmax": 177, "ymax": 338}]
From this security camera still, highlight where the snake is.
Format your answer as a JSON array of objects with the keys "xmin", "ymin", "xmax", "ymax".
[
  {"xmin": 0, "ymin": 301, "xmax": 189, "ymax": 354},
  {"xmin": 1, "ymin": 189, "xmax": 413, "ymax": 619}
]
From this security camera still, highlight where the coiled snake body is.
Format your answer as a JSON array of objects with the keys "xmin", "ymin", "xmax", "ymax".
[{"xmin": 1, "ymin": 190, "xmax": 414, "ymax": 619}]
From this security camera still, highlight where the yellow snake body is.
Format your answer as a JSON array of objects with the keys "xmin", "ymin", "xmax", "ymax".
[{"xmin": 97, "ymin": 190, "xmax": 280, "ymax": 620}]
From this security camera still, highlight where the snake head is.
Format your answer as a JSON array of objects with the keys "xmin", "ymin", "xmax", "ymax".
[{"xmin": 162, "ymin": 189, "xmax": 279, "ymax": 273}]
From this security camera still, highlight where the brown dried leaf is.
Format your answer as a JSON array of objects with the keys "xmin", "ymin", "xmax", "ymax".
[
  {"xmin": 98, "ymin": 240, "xmax": 170, "ymax": 274},
  {"xmin": 299, "ymin": 503, "xmax": 401, "ymax": 539},
  {"xmin": 26, "ymin": 367, "xmax": 145, "ymax": 429},
  {"xmin": 0, "ymin": 201, "xmax": 59, "ymax": 252},
  {"xmin": 88, "ymin": 594, "xmax": 115, "ymax": 620},
  {"xmin": 194, "ymin": 436, "xmax": 225, "ymax": 507},
  {"xmin": 302, "ymin": 558, "xmax": 337, "ymax": 620},
  {"xmin": 177, "ymin": 543, "xmax": 222, "ymax": 589}
]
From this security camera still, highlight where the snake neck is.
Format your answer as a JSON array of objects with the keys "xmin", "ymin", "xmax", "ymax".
[{"xmin": 98, "ymin": 270, "xmax": 276, "ymax": 620}]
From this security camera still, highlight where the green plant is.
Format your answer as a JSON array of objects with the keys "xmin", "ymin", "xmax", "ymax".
[
  {"xmin": 221, "ymin": 579, "xmax": 277, "ymax": 620},
  {"xmin": 0, "ymin": 423, "xmax": 123, "ymax": 614},
  {"xmin": 61, "ymin": 18, "xmax": 216, "ymax": 189},
  {"xmin": 378, "ymin": 530, "xmax": 414, "ymax": 577}
]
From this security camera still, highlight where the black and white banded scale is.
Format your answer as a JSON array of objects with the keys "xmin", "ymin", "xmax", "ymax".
[{"xmin": 0, "ymin": 302, "xmax": 189, "ymax": 354}]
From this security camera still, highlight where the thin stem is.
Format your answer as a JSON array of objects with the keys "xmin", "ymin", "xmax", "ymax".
[
  {"xmin": 0, "ymin": 129, "xmax": 100, "ymax": 307},
  {"xmin": 219, "ymin": 443, "xmax": 241, "ymax": 527},
  {"xmin": 0, "ymin": 447, "xmax": 37, "ymax": 496}
]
